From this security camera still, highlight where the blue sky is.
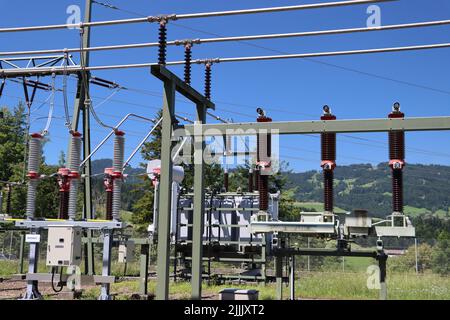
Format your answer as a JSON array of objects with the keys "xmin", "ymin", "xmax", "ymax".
[{"xmin": 1, "ymin": 0, "xmax": 450, "ymax": 172}]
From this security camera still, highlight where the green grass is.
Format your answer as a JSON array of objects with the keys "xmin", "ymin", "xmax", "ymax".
[
  {"xmin": 80, "ymin": 272, "xmax": 450, "ymax": 300},
  {"xmin": 293, "ymin": 202, "xmax": 347, "ymax": 214}
]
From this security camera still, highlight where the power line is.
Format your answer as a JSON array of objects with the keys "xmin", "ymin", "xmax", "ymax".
[
  {"xmin": 2, "ymin": 42, "xmax": 450, "ymax": 77},
  {"xmin": 3, "ymin": 18, "xmax": 450, "ymax": 57},
  {"xmin": 0, "ymin": 0, "xmax": 395, "ymax": 33}
]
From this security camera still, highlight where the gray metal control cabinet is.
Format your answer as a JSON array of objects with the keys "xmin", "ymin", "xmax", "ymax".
[{"xmin": 46, "ymin": 226, "xmax": 82, "ymax": 266}]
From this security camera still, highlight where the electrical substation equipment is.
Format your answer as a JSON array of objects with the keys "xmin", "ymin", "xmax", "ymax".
[{"xmin": 46, "ymin": 226, "xmax": 82, "ymax": 267}]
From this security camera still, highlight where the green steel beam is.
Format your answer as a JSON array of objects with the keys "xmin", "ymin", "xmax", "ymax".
[
  {"xmin": 70, "ymin": 0, "xmax": 95, "ymax": 276},
  {"xmin": 151, "ymin": 66, "xmax": 215, "ymax": 110},
  {"xmin": 191, "ymin": 103, "xmax": 207, "ymax": 300},
  {"xmin": 155, "ymin": 80, "xmax": 176, "ymax": 300},
  {"xmin": 275, "ymin": 256, "xmax": 283, "ymax": 300},
  {"xmin": 140, "ymin": 244, "xmax": 149, "ymax": 296},
  {"xmin": 176, "ymin": 116, "xmax": 450, "ymax": 137}
]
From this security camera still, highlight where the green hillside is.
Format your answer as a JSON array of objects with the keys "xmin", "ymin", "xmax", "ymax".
[{"xmin": 286, "ymin": 163, "xmax": 450, "ymax": 218}]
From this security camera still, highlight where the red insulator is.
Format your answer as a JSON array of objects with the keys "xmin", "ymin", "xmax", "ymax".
[
  {"xmin": 184, "ymin": 43, "xmax": 192, "ymax": 85},
  {"xmin": 321, "ymin": 113, "xmax": 336, "ymax": 162},
  {"xmin": 224, "ymin": 171, "xmax": 229, "ymax": 192},
  {"xmin": 106, "ymin": 190, "xmax": 113, "ymax": 221},
  {"xmin": 388, "ymin": 104, "xmax": 405, "ymax": 213},
  {"xmin": 256, "ymin": 112, "xmax": 273, "ymax": 166},
  {"xmin": 259, "ymin": 175, "xmax": 269, "ymax": 211},
  {"xmin": 392, "ymin": 169, "xmax": 403, "ymax": 212},
  {"xmin": 204, "ymin": 63, "xmax": 212, "ymax": 100},
  {"xmin": 248, "ymin": 170, "xmax": 254, "ymax": 192},
  {"xmin": 389, "ymin": 131, "xmax": 405, "ymax": 160},
  {"xmin": 58, "ymin": 190, "xmax": 69, "ymax": 219},
  {"xmin": 323, "ymin": 170, "xmax": 334, "ymax": 212},
  {"xmin": 254, "ymin": 169, "xmax": 260, "ymax": 192},
  {"xmin": 158, "ymin": 21, "xmax": 167, "ymax": 65},
  {"xmin": 321, "ymin": 107, "xmax": 336, "ymax": 212}
]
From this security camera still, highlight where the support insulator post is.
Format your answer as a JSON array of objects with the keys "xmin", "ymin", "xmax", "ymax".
[
  {"xmin": 25, "ymin": 133, "xmax": 43, "ymax": 220},
  {"xmin": 184, "ymin": 43, "xmax": 192, "ymax": 85},
  {"xmin": 67, "ymin": 132, "xmax": 82, "ymax": 220},
  {"xmin": 112, "ymin": 131, "xmax": 125, "ymax": 221},
  {"xmin": 204, "ymin": 62, "xmax": 212, "ymax": 100},
  {"xmin": 388, "ymin": 102, "xmax": 405, "ymax": 213},
  {"xmin": 57, "ymin": 168, "xmax": 71, "ymax": 219},
  {"xmin": 254, "ymin": 168, "xmax": 260, "ymax": 192},
  {"xmin": 256, "ymin": 108, "xmax": 272, "ymax": 212},
  {"xmin": 223, "ymin": 169, "xmax": 229, "ymax": 192},
  {"xmin": 248, "ymin": 169, "xmax": 254, "ymax": 192},
  {"xmin": 320, "ymin": 106, "xmax": 336, "ymax": 213},
  {"xmin": 158, "ymin": 20, "xmax": 167, "ymax": 65}
]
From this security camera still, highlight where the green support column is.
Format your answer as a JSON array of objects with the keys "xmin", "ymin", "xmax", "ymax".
[
  {"xmin": 378, "ymin": 252, "xmax": 388, "ymax": 300},
  {"xmin": 275, "ymin": 256, "xmax": 283, "ymax": 300},
  {"xmin": 155, "ymin": 80, "xmax": 176, "ymax": 300},
  {"xmin": 140, "ymin": 244, "xmax": 149, "ymax": 296},
  {"xmin": 70, "ymin": 0, "xmax": 95, "ymax": 276},
  {"xmin": 18, "ymin": 232, "xmax": 25, "ymax": 274},
  {"xmin": 191, "ymin": 103, "xmax": 207, "ymax": 300}
]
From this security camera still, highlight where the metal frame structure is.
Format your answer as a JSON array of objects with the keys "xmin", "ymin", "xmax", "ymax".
[
  {"xmin": 150, "ymin": 64, "xmax": 214, "ymax": 300},
  {"xmin": 172, "ymin": 191, "xmax": 269, "ymax": 283},
  {"xmin": 155, "ymin": 109, "xmax": 450, "ymax": 300},
  {"xmin": 1, "ymin": 0, "xmax": 449, "ymax": 301}
]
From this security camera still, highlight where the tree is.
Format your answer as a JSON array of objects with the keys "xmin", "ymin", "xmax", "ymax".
[
  {"xmin": 0, "ymin": 105, "xmax": 26, "ymax": 182},
  {"xmin": 0, "ymin": 104, "xmax": 59, "ymax": 217},
  {"xmin": 388, "ymin": 243, "xmax": 433, "ymax": 273},
  {"xmin": 131, "ymin": 109, "xmax": 224, "ymax": 233},
  {"xmin": 432, "ymin": 231, "xmax": 450, "ymax": 276}
]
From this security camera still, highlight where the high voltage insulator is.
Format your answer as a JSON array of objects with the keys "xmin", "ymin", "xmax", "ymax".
[
  {"xmin": 223, "ymin": 169, "xmax": 229, "ymax": 192},
  {"xmin": 25, "ymin": 133, "xmax": 43, "ymax": 219},
  {"xmin": 57, "ymin": 168, "xmax": 70, "ymax": 219},
  {"xmin": 248, "ymin": 169, "xmax": 254, "ymax": 192},
  {"xmin": 158, "ymin": 21, "xmax": 167, "ymax": 65},
  {"xmin": 388, "ymin": 102, "xmax": 405, "ymax": 213},
  {"xmin": 204, "ymin": 63, "xmax": 212, "ymax": 100},
  {"xmin": 184, "ymin": 43, "xmax": 192, "ymax": 85},
  {"xmin": 320, "ymin": 105, "xmax": 336, "ymax": 213},
  {"xmin": 256, "ymin": 108, "xmax": 272, "ymax": 212},
  {"xmin": 67, "ymin": 131, "xmax": 82, "ymax": 220},
  {"xmin": 112, "ymin": 131, "xmax": 125, "ymax": 221},
  {"xmin": 254, "ymin": 168, "xmax": 260, "ymax": 192}
]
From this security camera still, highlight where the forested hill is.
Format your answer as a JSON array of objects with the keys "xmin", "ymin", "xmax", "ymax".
[
  {"xmin": 286, "ymin": 163, "xmax": 450, "ymax": 218},
  {"xmin": 90, "ymin": 159, "xmax": 450, "ymax": 219}
]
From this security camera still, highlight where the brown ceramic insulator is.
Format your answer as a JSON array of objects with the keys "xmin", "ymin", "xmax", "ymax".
[
  {"xmin": 158, "ymin": 21, "xmax": 167, "ymax": 65},
  {"xmin": 58, "ymin": 191, "xmax": 69, "ymax": 219},
  {"xmin": 254, "ymin": 169, "xmax": 260, "ymax": 192},
  {"xmin": 323, "ymin": 170, "xmax": 334, "ymax": 212},
  {"xmin": 184, "ymin": 44, "xmax": 192, "ymax": 85},
  {"xmin": 204, "ymin": 63, "xmax": 211, "ymax": 100},
  {"xmin": 248, "ymin": 171, "xmax": 254, "ymax": 192},
  {"xmin": 392, "ymin": 169, "xmax": 404, "ymax": 212},
  {"xmin": 106, "ymin": 191, "xmax": 113, "ymax": 221},
  {"xmin": 259, "ymin": 174, "xmax": 269, "ymax": 211},
  {"xmin": 389, "ymin": 131, "xmax": 405, "ymax": 160},
  {"xmin": 321, "ymin": 133, "xmax": 336, "ymax": 161},
  {"xmin": 224, "ymin": 172, "xmax": 229, "ymax": 192}
]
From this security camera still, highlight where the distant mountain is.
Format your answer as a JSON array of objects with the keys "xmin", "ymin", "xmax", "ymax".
[
  {"xmin": 90, "ymin": 159, "xmax": 145, "ymax": 212},
  {"xmin": 91, "ymin": 159, "xmax": 145, "ymax": 179},
  {"xmin": 286, "ymin": 163, "xmax": 450, "ymax": 218}
]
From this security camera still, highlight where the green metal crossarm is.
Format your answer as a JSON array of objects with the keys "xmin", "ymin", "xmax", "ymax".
[
  {"xmin": 273, "ymin": 247, "xmax": 379, "ymax": 258},
  {"xmin": 150, "ymin": 65, "xmax": 215, "ymax": 110},
  {"xmin": 175, "ymin": 116, "xmax": 450, "ymax": 137}
]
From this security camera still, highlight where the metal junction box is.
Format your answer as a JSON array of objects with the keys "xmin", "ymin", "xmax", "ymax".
[
  {"xmin": 344, "ymin": 210, "xmax": 372, "ymax": 237},
  {"xmin": 46, "ymin": 226, "xmax": 82, "ymax": 267},
  {"xmin": 118, "ymin": 241, "xmax": 135, "ymax": 263}
]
